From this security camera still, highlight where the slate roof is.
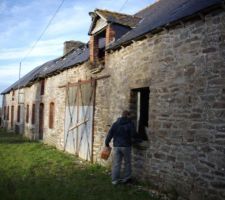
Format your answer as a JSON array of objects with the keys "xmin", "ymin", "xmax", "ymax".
[
  {"xmin": 1, "ymin": 38, "xmax": 108, "ymax": 94},
  {"xmin": 96, "ymin": 9, "xmax": 141, "ymax": 27},
  {"xmin": 108, "ymin": 0, "xmax": 223, "ymax": 50},
  {"xmin": 1, "ymin": 0, "xmax": 223, "ymax": 94},
  {"xmin": 1, "ymin": 45, "xmax": 90, "ymax": 94},
  {"xmin": 88, "ymin": 9, "xmax": 141, "ymax": 34}
]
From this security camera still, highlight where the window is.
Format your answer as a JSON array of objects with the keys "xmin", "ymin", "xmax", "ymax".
[
  {"xmin": 3, "ymin": 106, "xmax": 6, "ymax": 120},
  {"xmin": 32, "ymin": 104, "xmax": 35, "ymax": 124},
  {"xmin": 40, "ymin": 79, "xmax": 45, "ymax": 95},
  {"xmin": 12, "ymin": 90, "xmax": 15, "ymax": 101},
  {"xmin": 11, "ymin": 106, "xmax": 14, "ymax": 127},
  {"xmin": 49, "ymin": 102, "xmax": 55, "ymax": 129},
  {"xmin": 130, "ymin": 87, "xmax": 150, "ymax": 140},
  {"xmin": 7, "ymin": 106, "xmax": 9, "ymax": 120},
  {"xmin": 90, "ymin": 31, "xmax": 106, "ymax": 65},
  {"xmin": 17, "ymin": 105, "xmax": 21, "ymax": 123},
  {"xmin": 26, "ymin": 104, "xmax": 29, "ymax": 123}
]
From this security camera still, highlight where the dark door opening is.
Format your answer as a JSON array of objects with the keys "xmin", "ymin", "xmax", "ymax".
[
  {"xmin": 11, "ymin": 106, "xmax": 14, "ymax": 129},
  {"xmin": 130, "ymin": 87, "xmax": 150, "ymax": 140},
  {"xmin": 39, "ymin": 103, "xmax": 44, "ymax": 140}
]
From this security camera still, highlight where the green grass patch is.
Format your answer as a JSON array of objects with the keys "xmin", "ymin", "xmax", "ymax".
[{"xmin": 0, "ymin": 129, "xmax": 154, "ymax": 200}]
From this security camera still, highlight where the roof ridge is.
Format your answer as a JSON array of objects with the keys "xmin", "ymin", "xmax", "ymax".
[
  {"xmin": 134, "ymin": 0, "xmax": 159, "ymax": 17},
  {"xmin": 95, "ymin": 8, "xmax": 141, "ymax": 19}
]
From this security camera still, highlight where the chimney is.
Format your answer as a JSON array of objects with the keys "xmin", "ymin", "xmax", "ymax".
[{"xmin": 63, "ymin": 40, "xmax": 85, "ymax": 55}]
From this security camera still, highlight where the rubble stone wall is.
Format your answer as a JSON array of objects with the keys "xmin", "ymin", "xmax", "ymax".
[{"xmin": 105, "ymin": 10, "xmax": 225, "ymax": 200}]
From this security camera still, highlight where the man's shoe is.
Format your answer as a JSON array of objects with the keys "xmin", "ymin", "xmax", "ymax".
[
  {"xmin": 112, "ymin": 180, "xmax": 119, "ymax": 185},
  {"xmin": 121, "ymin": 178, "xmax": 132, "ymax": 184}
]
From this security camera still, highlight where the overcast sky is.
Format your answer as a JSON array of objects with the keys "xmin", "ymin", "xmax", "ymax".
[{"xmin": 0, "ymin": 0, "xmax": 154, "ymax": 106}]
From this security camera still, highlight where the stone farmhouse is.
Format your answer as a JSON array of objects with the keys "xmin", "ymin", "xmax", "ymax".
[{"xmin": 1, "ymin": 0, "xmax": 225, "ymax": 199}]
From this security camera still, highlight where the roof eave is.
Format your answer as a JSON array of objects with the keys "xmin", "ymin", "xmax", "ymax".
[{"xmin": 107, "ymin": 2, "xmax": 224, "ymax": 52}]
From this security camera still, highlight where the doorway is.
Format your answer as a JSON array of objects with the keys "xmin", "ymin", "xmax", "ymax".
[
  {"xmin": 39, "ymin": 103, "xmax": 44, "ymax": 140},
  {"xmin": 11, "ymin": 106, "xmax": 14, "ymax": 129}
]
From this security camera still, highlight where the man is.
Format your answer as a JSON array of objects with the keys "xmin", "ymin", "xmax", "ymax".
[{"xmin": 105, "ymin": 110, "xmax": 136, "ymax": 185}]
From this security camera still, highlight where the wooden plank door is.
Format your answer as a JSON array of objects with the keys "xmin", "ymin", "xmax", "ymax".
[{"xmin": 64, "ymin": 80, "xmax": 95, "ymax": 161}]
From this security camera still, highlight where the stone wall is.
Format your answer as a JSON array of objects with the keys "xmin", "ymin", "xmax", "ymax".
[
  {"xmin": 1, "ymin": 7, "xmax": 224, "ymax": 200},
  {"xmin": 2, "ymin": 60, "xmax": 110, "ymax": 163},
  {"xmin": 22, "ymin": 63, "xmax": 94, "ymax": 148},
  {"xmin": 105, "ymin": 9, "xmax": 225, "ymax": 200}
]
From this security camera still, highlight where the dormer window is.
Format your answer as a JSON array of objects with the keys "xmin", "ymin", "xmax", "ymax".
[{"xmin": 88, "ymin": 9, "xmax": 141, "ymax": 66}]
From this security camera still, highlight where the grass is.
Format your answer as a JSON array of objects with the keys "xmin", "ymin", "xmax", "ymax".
[{"xmin": 0, "ymin": 129, "xmax": 155, "ymax": 200}]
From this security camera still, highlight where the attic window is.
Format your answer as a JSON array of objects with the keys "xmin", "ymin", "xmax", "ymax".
[
  {"xmin": 97, "ymin": 31, "xmax": 106, "ymax": 61},
  {"xmin": 130, "ymin": 87, "xmax": 150, "ymax": 140},
  {"xmin": 90, "ymin": 30, "xmax": 106, "ymax": 65}
]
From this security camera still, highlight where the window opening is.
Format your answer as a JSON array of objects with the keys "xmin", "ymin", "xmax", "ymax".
[
  {"xmin": 98, "ymin": 31, "xmax": 106, "ymax": 61},
  {"xmin": 12, "ymin": 90, "xmax": 15, "ymax": 101},
  {"xmin": 49, "ymin": 102, "xmax": 55, "ymax": 129},
  {"xmin": 40, "ymin": 79, "xmax": 45, "ymax": 95},
  {"xmin": 130, "ymin": 87, "xmax": 150, "ymax": 140},
  {"xmin": 4, "ymin": 106, "xmax": 6, "ymax": 120},
  {"xmin": 32, "ymin": 104, "xmax": 35, "ymax": 124},
  {"xmin": 39, "ymin": 103, "xmax": 44, "ymax": 140},
  {"xmin": 26, "ymin": 104, "xmax": 29, "ymax": 123},
  {"xmin": 7, "ymin": 106, "xmax": 10, "ymax": 120},
  {"xmin": 11, "ymin": 106, "xmax": 14, "ymax": 127},
  {"xmin": 17, "ymin": 105, "xmax": 21, "ymax": 123}
]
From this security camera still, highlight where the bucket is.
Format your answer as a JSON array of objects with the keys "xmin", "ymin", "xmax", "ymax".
[{"xmin": 101, "ymin": 146, "xmax": 112, "ymax": 160}]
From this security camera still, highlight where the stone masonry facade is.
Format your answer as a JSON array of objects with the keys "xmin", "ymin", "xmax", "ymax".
[
  {"xmin": 1, "ymin": 4, "xmax": 225, "ymax": 200},
  {"xmin": 104, "ymin": 10, "xmax": 225, "ymax": 200}
]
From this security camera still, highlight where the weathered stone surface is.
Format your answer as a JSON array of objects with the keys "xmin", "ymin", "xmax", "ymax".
[{"xmin": 1, "ymin": 7, "xmax": 225, "ymax": 200}]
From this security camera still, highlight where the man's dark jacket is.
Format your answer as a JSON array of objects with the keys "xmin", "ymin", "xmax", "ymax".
[{"xmin": 105, "ymin": 117, "xmax": 136, "ymax": 147}]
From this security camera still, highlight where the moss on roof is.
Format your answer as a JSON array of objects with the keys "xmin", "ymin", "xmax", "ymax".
[{"xmin": 95, "ymin": 9, "xmax": 141, "ymax": 28}]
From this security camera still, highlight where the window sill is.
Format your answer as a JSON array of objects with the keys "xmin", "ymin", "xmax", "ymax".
[{"xmin": 133, "ymin": 141, "xmax": 149, "ymax": 150}]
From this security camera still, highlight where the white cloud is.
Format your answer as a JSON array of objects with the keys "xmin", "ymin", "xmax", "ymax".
[
  {"xmin": 0, "ymin": 36, "xmax": 67, "ymax": 60},
  {"xmin": 0, "ymin": 58, "xmax": 51, "ymax": 84},
  {"xmin": 0, "ymin": 0, "xmax": 155, "ymax": 105}
]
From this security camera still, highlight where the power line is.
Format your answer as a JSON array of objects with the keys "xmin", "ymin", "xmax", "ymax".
[
  {"xmin": 17, "ymin": 0, "xmax": 65, "ymax": 104},
  {"xmin": 119, "ymin": 0, "xmax": 129, "ymax": 12},
  {"xmin": 21, "ymin": 0, "xmax": 65, "ymax": 63}
]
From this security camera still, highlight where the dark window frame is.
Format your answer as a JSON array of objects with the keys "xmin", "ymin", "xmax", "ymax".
[
  {"xmin": 7, "ymin": 106, "xmax": 9, "ymax": 120},
  {"xmin": 49, "ymin": 102, "xmax": 55, "ymax": 129},
  {"xmin": 17, "ymin": 105, "xmax": 21, "ymax": 123},
  {"xmin": 40, "ymin": 79, "xmax": 45, "ymax": 95},
  {"xmin": 32, "ymin": 104, "xmax": 35, "ymax": 125},
  {"xmin": 26, "ymin": 104, "xmax": 29, "ymax": 123},
  {"xmin": 130, "ymin": 87, "xmax": 150, "ymax": 141}
]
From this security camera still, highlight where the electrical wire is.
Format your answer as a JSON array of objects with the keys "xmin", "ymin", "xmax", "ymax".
[
  {"xmin": 20, "ymin": 0, "xmax": 65, "ymax": 63},
  {"xmin": 119, "ymin": 0, "xmax": 129, "ymax": 12}
]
